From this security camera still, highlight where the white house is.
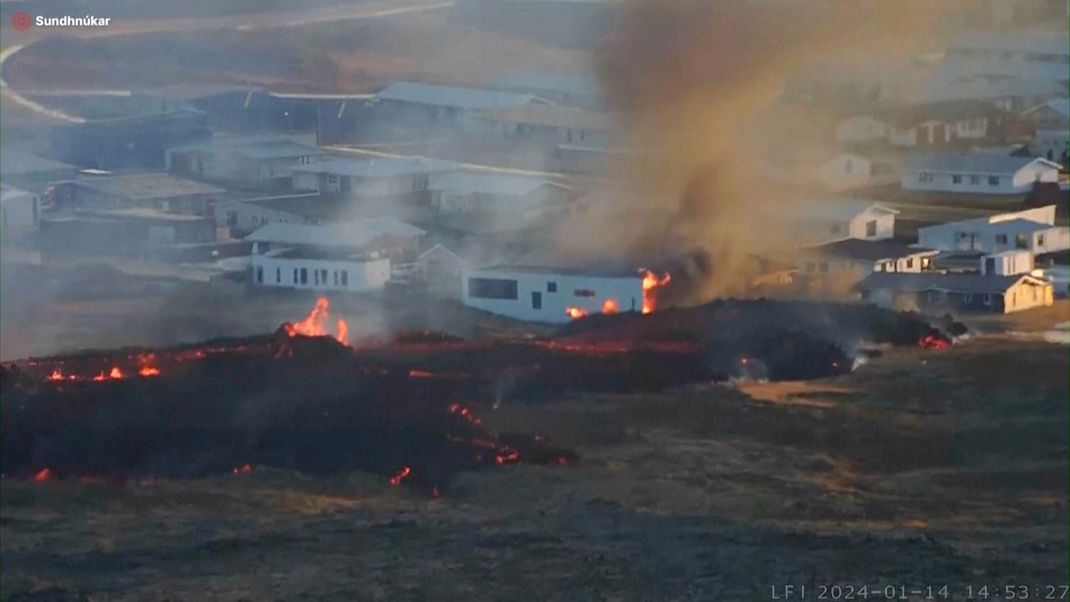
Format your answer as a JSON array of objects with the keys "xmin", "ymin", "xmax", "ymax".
[
  {"xmin": 796, "ymin": 200, "xmax": 899, "ymax": 244},
  {"xmin": 246, "ymin": 219, "xmax": 425, "ymax": 292},
  {"xmin": 374, "ymin": 82, "xmax": 551, "ymax": 126},
  {"xmin": 166, "ymin": 137, "xmax": 321, "ymax": 186},
  {"xmin": 858, "ymin": 271, "xmax": 1054, "ymax": 314},
  {"xmin": 901, "ymin": 154, "xmax": 1061, "ymax": 195},
  {"xmin": 489, "ymin": 71, "xmax": 604, "ymax": 109},
  {"xmin": 1021, "ymin": 99, "xmax": 1070, "ymax": 164},
  {"xmin": 917, "ymin": 205, "xmax": 1069, "ymax": 255},
  {"xmin": 817, "ymin": 153, "xmax": 899, "ymax": 190},
  {"xmin": 462, "ymin": 265, "xmax": 645, "ymax": 324},
  {"xmin": 430, "ymin": 171, "xmax": 569, "ymax": 219},
  {"xmin": 213, "ymin": 192, "xmax": 339, "ymax": 236},
  {"xmin": 0, "ymin": 184, "xmax": 40, "ymax": 238},
  {"xmin": 474, "ymin": 105, "xmax": 613, "ymax": 149}
]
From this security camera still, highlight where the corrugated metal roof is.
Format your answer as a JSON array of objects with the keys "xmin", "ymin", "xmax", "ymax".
[
  {"xmin": 377, "ymin": 82, "xmax": 548, "ymax": 111},
  {"xmin": 904, "ymin": 153, "xmax": 1059, "ymax": 175},
  {"xmin": 799, "ymin": 239, "xmax": 935, "ymax": 262},
  {"xmin": 291, "ymin": 156, "xmax": 457, "ymax": 178},
  {"xmin": 68, "ymin": 173, "xmax": 225, "ymax": 199},
  {"xmin": 859, "ymin": 271, "xmax": 1041, "ymax": 294},
  {"xmin": 247, "ymin": 219, "xmax": 426, "ymax": 249}
]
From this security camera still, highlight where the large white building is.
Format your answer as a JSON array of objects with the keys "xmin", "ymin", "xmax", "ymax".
[
  {"xmin": 917, "ymin": 205, "xmax": 1069, "ymax": 255},
  {"xmin": 902, "ymin": 154, "xmax": 1061, "ymax": 195},
  {"xmin": 462, "ymin": 265, "xmax": 645, "ymax": 324},
  {"xmin": 246, "ymin": 219, "xmax": 425, "ymax": 292},
  {"xmin": 795, "ymin": 200, "xmax": 899, "ymax": 245}
]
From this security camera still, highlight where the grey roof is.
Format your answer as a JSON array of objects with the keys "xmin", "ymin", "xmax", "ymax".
[
  {"xmin": 430, "ymin": 171, "xmax": 564, "ymax": 197},
  {"xmin": 976, "ymin": 217, "xmax": 1063, "ymax": 235},
  {"xmin": 489, "ymin": 72, "xmax": 603, "ymax": 99},
  {"xmin": 171, "ymin": 138, "xmax": 320, "ymax": 160},
  {"xmin": 1023, "ymin": 98, "xmax": 1070, "ymax": 120},
  {"xmin": 246, "ymin": 219, "xmax": 425, "ymax": 249},
  {"xmin": 377, "ymin": 82, "xmax": 548, "ymax": 111},
  {"xmin": 67, "ymin": 173, "xmax": 225, "ymax": 199},
  {"xmin": 859, "ymin": 272, "xmax": 1040, "ymax": 295},
  {"xmin": 904, "ymin": 153, "xmax": 1060, "ymax": 175},
  {"xmin": 800, "ymin": 239, "xmax": 936, "ymax": 262},
  {"xmin": 0, "ymin": 148, "xmax": 77, "ymax": 175},
  {"xmin": 291, "ymin": 157, "xmax": 457, "ymax": 179}
]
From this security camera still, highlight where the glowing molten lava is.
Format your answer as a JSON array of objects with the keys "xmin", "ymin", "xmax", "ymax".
[
  {"xmin": 286, "ymin": 297, "xmax": 350, "ymax": 345},
  {"xmin": 640, "ymin": 269, "xmax": 671, "ymax": 314},
  {"xmin": 33, "ymin": 468, "xmax": 54, "ymax": 482},
  {"xmin": 232, "ymin": 463, "xmax": 253, "ymax": 475},
  {"xmin": 388, "ymin": 465, "xmax": 412, "ymax": 486},
  {"xmin": 109, "ymin": 366, "xmax": 123, "ymax": 379},
  {"xmin": 918, "ymin": 333, "xmax": 952, "ymax": 349},
  {"xmin": 565, "ymin": 306, "xmax": 588, "ymax": 320},
  {"xmin": 602, "ymin": 298, "xmax": 619, "ymax": 314},
  {"xmin": 46, "ymin": 369, "xmax": 76, "ymax": 381}
]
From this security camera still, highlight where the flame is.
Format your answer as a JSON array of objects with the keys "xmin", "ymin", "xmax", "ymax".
[
  {"xmin": 232, "ymin": 463, "xmax": 253, "ymax": 475},
  {"xmin": 139, "ymin": 365, "xmax": 161, "ymax": 377},
  {"xmin": 46, "ymin": 369, "xmax": 76, "ymax": 381},
  {"xmin": 287, "ymin": 297, "xmax": 350, "ymax": 345},
  {"xmin": 640, "ymin": 269, "xmax": 671, "ymax": 314},
  {"xmin": 109, "ymin": 366, "xmax": 123, "ymax": 379},
  {"xmin": 388, "ymin": 465, "xmax": 412, "ymax": 486},
  {"xmin": 565, "ymin": 306, "xmax": 588, "ymax": 320},
  {"xmin": 602, "ymin": 298, "xmax": 619, "ymax": 314},
  {"xmin": 33, "ymin": 468, "xmax": 54, "ymax": 482},
  {"xmin": 449, "ymin": 402, "xmax": 482, "ymax": 425},
  {"xmin": 918, "ymin": 333, "xmax": 951, "ymax": 350}
]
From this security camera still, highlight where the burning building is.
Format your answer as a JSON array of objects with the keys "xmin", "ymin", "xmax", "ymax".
[{"xmin": 461, "ymin": 265, "xmax": 669, "ymax": 324}]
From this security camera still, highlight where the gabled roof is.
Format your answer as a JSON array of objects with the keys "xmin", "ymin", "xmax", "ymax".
[
  {"xmin": 904, "ymin": 153, "xmax": 1061, "ymax": 175},
  {"xmin": 883, "ymin": 99, "xmax": 1008, "ymax": 128},
  {"xmin": 1022, "ymin": 98, "xmax": 1070, "ymax": 120},
  {"xmin": 799, "ymin": 238, "xmax": 935, "ymax": 262},
  {"xmin": 858, "ymin": 272, "xmax": 1044, "ymax": 295},
  {"xmin": 806, "ymin": 199, "xmax": 899, "ymax": 222},
  {"xmin": 376, "ymin": 82, "xmax": 549, "ymax": 111},
  {"xmin": 291, "ymin": 157, "xmax": 457, "ymax": 178},
  {"xmin": 246, "ymin": 219, "xmax": 425, "ymax": 249},
  {"xmin": 430, "ymin": 171, "xmax": 565, "ymax": 197}
]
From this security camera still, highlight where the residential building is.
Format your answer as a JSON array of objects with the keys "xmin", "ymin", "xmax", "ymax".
[
  {"xmin": 38, "ymin": 208, "xmax": 217, "ymax": 255},
  {"xmin": 1020, "ymin": 99, "xmax": 1070, "ymax": 163},
  {"xmin": 797, "ymin": 238, "xmax": 938, "ymax": 283},
  {"xmin": 797, "ymin": 201, "xmax": 899, "ymax": 244},
  {"xmin": 886, "ymin": 100, "xmax": 1011, "ymax": 148},
  {"xmin": 49, "ymin": 109, "xmax": 211, "ymax": 169},
  {"xmin": 166, "ymin": 137, "xmax": 321, "ymax": 186},
  {"xmin": 290, "ymin": 156, "xmax": 457, "ymax": 223},
  {"xmin": 462, "ymin": 265, "xmax": 645, "ymax": 324},
  {"xmin": 475, "ymin": 105, "xmax": 613, "ymax": 149},
  {"xmin": 372, "ymin": 82, "xmax": 550, "ymax": 127},
  {"xmin": 817, "ymin": 153, "xmax": 900, "ymax": 190},
  {"xmin": 489, "ymin": 72, "xmax": 604, "ymax": 109},
  {"xmin": 835, "ymin": 115, "xmax": 894, "ymax": 147},
  {"xmin": 858, "ymin": 271, "xmax": 1053, "ymax": 314},
  {"xmin": 916, "ymin": 205, "xmax": 1069, "ymax": 254},
  {"xmin": 430, "ymin": 171, "xmax": 569, "ymax": 217},
  {"xmin": 48, "ymin": 173, "xmax": 227, "ymax": 215},
  {"xmin": 901, "ymin": 154, "xmax": 1060, "ymax": 194},
  {"xmin": 212, "ymin": 193, "xmax": 341, "ymax": 237},
  {"xmin": 246, "ymin": 219, "xmax": 424, "ymax": 292}
]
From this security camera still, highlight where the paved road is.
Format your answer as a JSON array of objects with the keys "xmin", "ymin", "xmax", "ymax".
[{"xmin": 0, "ymin": 1, "xmax": 452, "ymax": 123}]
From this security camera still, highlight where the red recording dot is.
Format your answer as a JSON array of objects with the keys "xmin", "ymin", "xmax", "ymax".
[{"xmin": 12, "ymin": 11, "xmax": 32, "ymax": 31}]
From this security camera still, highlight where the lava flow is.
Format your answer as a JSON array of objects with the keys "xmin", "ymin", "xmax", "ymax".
[
  {"xmin": 565, "ymin": 306, "xmax": 588, "ymax": 319},
  {"xmin": 284, "ymin": 297, "xmax": 350, "ymax": 345}
]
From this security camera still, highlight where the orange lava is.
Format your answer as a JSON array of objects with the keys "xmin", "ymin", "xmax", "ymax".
[
  {"xmin": 602, "ymin": 298, "xmax": 619, "ymax": 314},
  {"xmin": 565, "ymin": 306, "xmax": 588, "ymax": 320},
  {"xmin": 109, "ymin": 366, "xmax": 123, "ymax": 379},
  {"xmin": 287, "ymin": 297, "xmax": 350, "ymax": 346},
  {"xmin": 388, "ymin": 465, "xmax": 412, "ymax": 486},
  {"xmin": 640, "ymin": 269, "xmax": 671, "ymax": 314},
  {"xmin": 46, "ymin": 369, "xmax": 77, "ymax": 381},
  {"xmin": 33, "ymin": 468, "xmax": 53, "ymax": 482},
  {"xmin": 139, "ymin": 365, "xmax": 161, "ymax": 377},
  {"xmin": 232, "ymin": 464, "xmax": 253, "ymax": 475}
]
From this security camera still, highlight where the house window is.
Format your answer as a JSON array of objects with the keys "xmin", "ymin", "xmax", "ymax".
[
  {"xmin": 300, "ymin": 268, "xmax": 308, "ymax": 285},
  {"xmin": 921, "ymin": 257, "xmax": 931, "ymax": 269},
  {"xmin": 970, "ymin": 175, "xmax": 981, "ymax": 185},
  {"xmin": 313, "ymin": 270, "xmax": 320, "ymax": 285},
  {"xmin": 469, "ymin": 277, "xmax": 519, "ymax": 300},
  {"xmin": 1037, "ymin": 234, "xmax": 1045, "ymax": 247},
  {"xmin": 983, "ymin": 294, "xmax": 992, "ymax": 305},
  {"xmin": 865, "ymin": 220, "xmax": 877, "ymax": 237},
  {"xmin": 414, "ymin": 175, "xmax": 429, "ymax": 191},
  {"xmin": 918, "ymin": 172, "xmax": 934, "ymax": 183},
  {"xmin": 964, "ymin": 293, "xmax": 972, "ymax": 302},
  {"xmin": 988, "ymin": 176, "xmax": 1000, "ymax": 186},
  {"xmin": 906, "ymin": 258, "xmax": 914, "ymax": 269},
  {"xmin": 341, "ymin": 270, "xmax": 348, "ymax": 287},
  {"xmin": 952, "ymin": 174, "xmax": 962, "ymax": 184},
  {"xmin": 574, "ymin": 289, "xmax": 597, "ymax": 297},
  {"xmin": 995, "ymin": 234, "xmax": 1008, "ymax": 244},
  {"xmin": 226, "ymin": 211, "xmax": 238, "ymax": 227},
  {"xmin": 256, "ymin": 266, "xmax": 263, "ymax": 283},
  {"xmin": 333, "ymin": 271, "xmax": 339, "ymax": 286},
  {"xmin": 531, "ymin": 291, "xmax": 542, "ymax": 310},
  {"xmin": 1015, "ymin": 234, "xmax": 1027, "ymax": 249},
  {"xmin": 547, "ymin": 281, "xmax": 557, "ymax": 293},
  {"xmin": 293, "ymin": 268, "xmax": 299, "ymax": 283},
  {"xmin": 320, "ymin": 269, "xmax": 328, "ymax": 285},
  {"xmin": 276, "ymin": 268, "xmax": 281, "ymax": 283}
]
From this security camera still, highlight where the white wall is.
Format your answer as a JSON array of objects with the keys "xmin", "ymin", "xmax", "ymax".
[
  {"xmin": 462, "ymin": 269, "xmax": 645, "ymax": 324},
  {"xmin": 1, "ymin": 190, "xmax": 39, "ymax": 235},
  {"xmin": 919, "ymin": 220, "xmax": 1069, "ymax": 254},
  {"xmin": 251, "ymin": 255, "xmax": 390, "ymax": 292},
  {"xmin": 847, "ymin": 208, "xmax": 895, "ymax": 240},
  {"xmin": 902, "ymin": 161, "xmax": 1059, "ymax": 194}
]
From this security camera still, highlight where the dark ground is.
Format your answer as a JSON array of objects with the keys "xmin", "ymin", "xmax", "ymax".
[{"xmin": 2, "ymin": 320, "xmax": 1067, "ymax": 600}]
